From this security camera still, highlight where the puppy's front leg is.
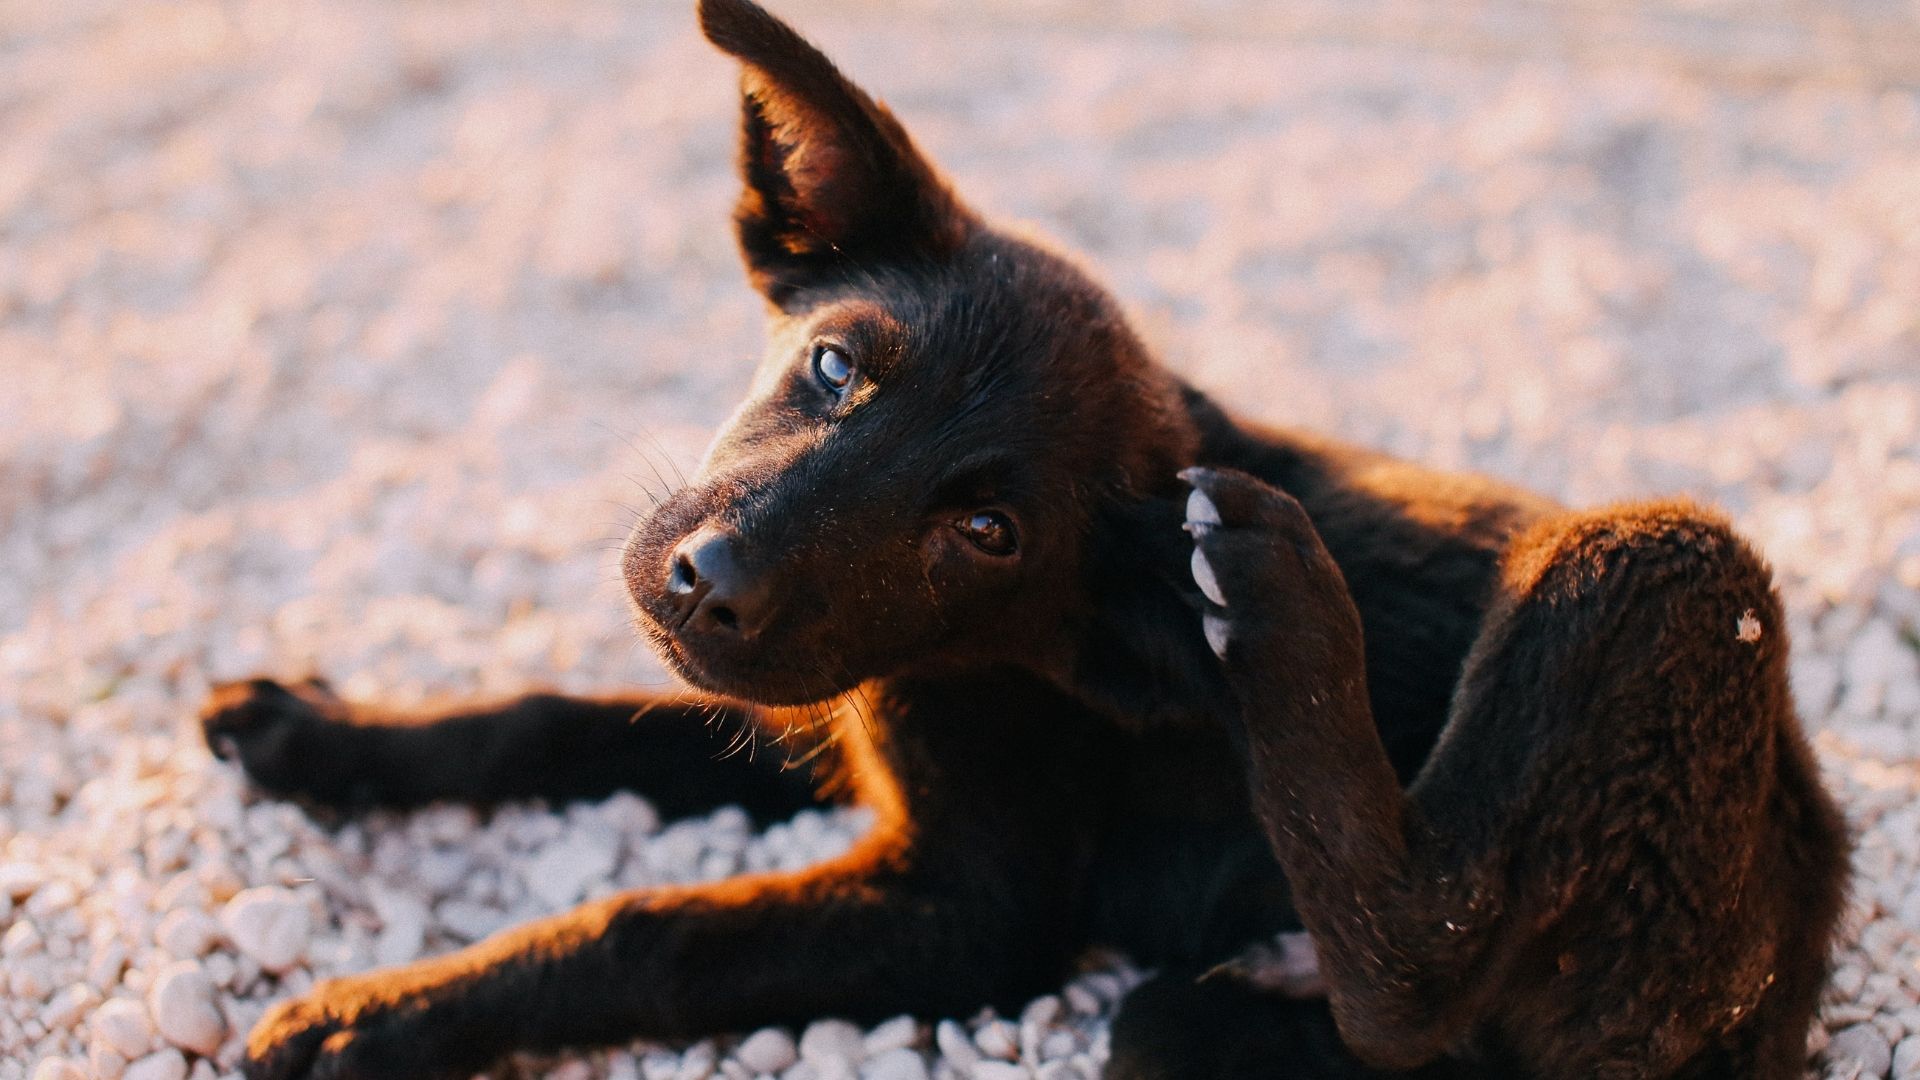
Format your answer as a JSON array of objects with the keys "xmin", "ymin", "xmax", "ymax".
[
  {"xmin": 1179, "ymin": 469, "xmax": 1504, "ymax": 1071},
  {"xmin": 242, "ymin": 834, "xmax": 1043, "ymax": 1080}
]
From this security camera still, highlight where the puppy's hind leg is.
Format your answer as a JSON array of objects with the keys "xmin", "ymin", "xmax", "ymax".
[
  {"xmin": 1181, "ymin": 471, "xmax": 1847, "ymax": 1078},
  {"xmin": 200, "ymin": 679, "xmax": 829, "ymax": 822}
]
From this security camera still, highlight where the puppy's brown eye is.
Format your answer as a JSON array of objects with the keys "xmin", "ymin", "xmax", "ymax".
[
  {"xmin": 814, "ymin": 346, "xmax": 853, "ymax": 391},
  {"xmin": 957, "ymin": 510, "xmax": 1017, "ymax": 556}
]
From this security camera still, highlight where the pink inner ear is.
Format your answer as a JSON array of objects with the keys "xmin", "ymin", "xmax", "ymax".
[{"xmin": 742, "ymin": 70, "xmax": 861, "ymax": 250}]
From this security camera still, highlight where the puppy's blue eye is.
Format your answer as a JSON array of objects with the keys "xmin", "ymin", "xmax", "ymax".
[{"xmin": 814, "ymin": 346, "xmax": 853, "ymax": 391}]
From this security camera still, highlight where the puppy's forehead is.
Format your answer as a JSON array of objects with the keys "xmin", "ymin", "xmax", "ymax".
[{"xmin": 814, "ymin": 257, "xmax": 1089, "ymax": 391}]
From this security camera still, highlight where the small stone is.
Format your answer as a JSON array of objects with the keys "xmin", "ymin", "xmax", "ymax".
[
  {"xmin": 678, "ymin": 1041, "xmax": 717, "ymax": 1080},
  {"xmin": 155, "ymin": 910, "xmax": 221, "ymax": 959},
  {"xmin": 1830, "ymin": 1023, "xmax": 1893, "ymax": 1077},
  {"xmin": 220, "ymin": 888, "xmax": 309, "ymax": 973},
  {"xmin": 864, "ymin": 1016, "xmax": 918, "ymax": 1056},
  {"xmin": 641, "ymin": 1051, "xmax": 680, "ymax": 1080},
  {"xmin": 860, "ymin": 1048, "xmax": 928, "ymax": 1080},
  {"xmin": 122, "ymin": 1050, "xmax": 188, "ymax": 1080},
  {"xmin": 41, "ymin": 984, "xmax": 97, "ymax": 1031},
  {"xmin": 3, "ymin": 920, "xmax": 43, "ymax": 957},
  {"xmin": 1062, "ymin": 984, "xmax": 1100, "ymax": 1016},
  {"xmin": 974, "ymin": 1020, "xmax": 1018, "ymax": 1061},
  {"xmin": 88, "ymin": 1044, "xmax": 127, "ymax": 1080},
  {"xmin": 436, "ymin": 899, "xmax": 508, "ymax": 942},
  {"xmin": 1018, "ymin": 997, "xmax": 1061, "ymax": 1060},
  {"xmin": 800, "ymin": 1019, "xmax": 867, "ymax": 1068},
  {"xmin": 970, "ymin": 1064, "xmax": 1030, "ymax": 1080},
  {"xmin": 148, "ymin": 962, "xmax": 227, "ymax": 1056},
  {"xmin": 525, "ymin": 829, "xmax": 620, "ymax": 908},
  {"xmin": 1891, "ymin": 1035, "xmax": 1920, "ymax": 1078},
  {"xmin": 737, "ymin": 1028, "xmax": 799, "ymax": 1074},
  {"xmin": 0, "ymin": 863, "xmax": 47, "ymax": 901},
  {"xmin": 30, "ymin": 1059, "xmax": 85, "ymax": 1080},
  {"xmin": 90, "ymin": 998, "xmax": 155, "ymax": 1060},
  {"xmin": 934, "ymin": 1021, "xmax": 978, "ymax": 1071},
  {"xmin": 370, "ymin": 890, "xmax": 429, "ymax": 967}
]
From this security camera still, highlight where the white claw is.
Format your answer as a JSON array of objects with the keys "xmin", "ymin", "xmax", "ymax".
[
  {"xmin": 1230, "ymin": 932, "xmax": 1326, "ymax": 999},
  {"xmin": 1190, "ymin": 546, "xmax": 1227, "ymax": 607},
  {"xmin": 1184, "ymin": 488, "xmax": 1223, "ymax": 534},
  {"xmin": 1203, "ymin": 614, "xmax": 1231, "ymax": 659}
]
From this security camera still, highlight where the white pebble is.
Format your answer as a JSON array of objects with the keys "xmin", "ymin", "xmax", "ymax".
[
  {"xmin": 219, "ymin": 888, "xmax": 309, "ymax": 974},
  {"xmin": 1831, "ymin": 1022, "xmax": 1894, "ymax": 1077},
  {"xmin": 737, "ymin": 1028, "xmax": 799, "ymax": 1074},
  {"xmin": 3, "ymin": 921, "xmax": 43, "ymax": 958},
  {"xmin": 0, "ymin": 864, "xmax": 47, "ymax": 901},
  {"xmin": 974, "ymin": 1020, "xmax": 1018, "ymax": 1062},
  {"xmin": 864, "ymin": 1016, "xmax": 918, "ymax": 1057},
  {"xmin": 29, "ymin": 1059, "xmax": 84, "ymax": 1080},
  {"xmin": 1062, "ymin": 984, "xmax": 1100, "ymax": 1017},
  {"xmin": 970, "ymin": 1064, "xmax": 1030, "ymax": 1080},
  {"xmin": 89, "ymin": 998, "xmax": 154, "ymax": 1061},
  {"xmin": 860, "ymin": 1048, "xmax": 928, "ymax": 1080},
  {"xmin": 1892, "ymin": 1035, "xmax": 1920, "ymax": 1078},
  {"xmin": 155, "ymin": 910, "xmax": 221, "ymax": 960},
  {"xmin": 88, "ymin": 1045, "xmax": 127, "ymax": 1080},
  {"xmin": 370, "ymin": 890, "xmax": 429, "ymax": 967},
  {"xmin": 122, "ymin": 1050, "xmax": 187, "ymax": 1080},
  {"xmin": 800, "ymin": 1020, "xmax": 867, "ymax": 1068},
  {"xmin": 934, "ymin": 1020, "xmax": 978, "ymax": 1072},
  {"xmin": 39, "ymin": 985, "xmax": 96, "ymax": 1032},
  {"xmin": 147, "ymin": 963, "xmax": 226, "ymax": 1056},
  {"xmin": 678, "ymin": 1041, "xmax": 717, "ymax": 1080},
  {"xmin": 525, "ymin": 830, "xmax": 620, "ymax": 908}
]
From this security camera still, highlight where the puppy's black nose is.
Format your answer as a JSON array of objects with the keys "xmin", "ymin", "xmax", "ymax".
[{"xmin": 666, "ymin": 527, "xmax": 773, "ymax": 637}]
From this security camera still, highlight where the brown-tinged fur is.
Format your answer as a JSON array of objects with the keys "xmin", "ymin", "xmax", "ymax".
[{"xmin": 200, "ymin": 2, "xmax": 1847, "ymax": 1077}]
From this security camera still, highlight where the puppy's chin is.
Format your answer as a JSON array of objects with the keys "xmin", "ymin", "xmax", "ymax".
[{"xmin": 634, "ymin": 614, "xmax": 853, "ymax": 707}]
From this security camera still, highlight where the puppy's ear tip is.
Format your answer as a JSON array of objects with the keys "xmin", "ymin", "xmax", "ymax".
[{"xmin": 697, "ymin": 0, "xmax": 787, "ymax": 57}]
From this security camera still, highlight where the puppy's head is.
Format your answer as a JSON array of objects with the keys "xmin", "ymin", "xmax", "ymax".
[{"xmin": 625, "ymin": 0, "xmax": 1215, "ymax": 714}]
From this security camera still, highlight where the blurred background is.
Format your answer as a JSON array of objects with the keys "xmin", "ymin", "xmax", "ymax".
[{"xmin": 2, "ymin": 1, "xmax": 1918, "ymax": 1077}]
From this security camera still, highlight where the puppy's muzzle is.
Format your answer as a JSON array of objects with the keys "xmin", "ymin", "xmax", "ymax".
[{"xmin": 666, "ymin": 526, "xmax": 777, "ymax": 639}]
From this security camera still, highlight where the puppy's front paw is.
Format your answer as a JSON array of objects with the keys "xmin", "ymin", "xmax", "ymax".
[
  {"xmin": 243, "ymin": 972, "xmax": 468, "ymax": 1080},
  {"xmin": 1177, "ymin": 468, "xmax": 1361, "ymax": 669},
  {"xmin": 200, "ymin": 677, "xmax": 353, "ymax": 801}
]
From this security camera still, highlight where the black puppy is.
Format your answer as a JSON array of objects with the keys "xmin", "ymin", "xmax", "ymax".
[{"xmin": 201, "ymin": 2, "xmax": 1848, "ymax": 1077}]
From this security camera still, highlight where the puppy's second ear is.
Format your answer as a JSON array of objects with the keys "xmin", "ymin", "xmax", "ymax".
[{"xmin": 700, "ymin": 0, "xmax": 974, "ymax": 306}]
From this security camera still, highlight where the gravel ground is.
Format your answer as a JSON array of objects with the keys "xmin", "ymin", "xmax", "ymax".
[{"xmin": 4, "ymin": 2, "xmax": 1919, "ymax": 1078}]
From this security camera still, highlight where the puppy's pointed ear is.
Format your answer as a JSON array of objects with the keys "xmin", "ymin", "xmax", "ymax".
[{"xmin": 699, "ymin": 0, "xmax": 974, "ymax": 306}]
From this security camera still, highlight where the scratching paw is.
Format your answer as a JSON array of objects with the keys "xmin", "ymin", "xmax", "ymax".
[
  {"xmin": 1176, "ymin": 467, "xmax": 1360, "ymax": 667},
  {"xmin": 1184, "ymin": 488, "xmax": 1233, "ymax": 657}
]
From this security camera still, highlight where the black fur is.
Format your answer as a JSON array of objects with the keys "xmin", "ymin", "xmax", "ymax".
[{"xmin": 202, "ymin": 2, "xmax": 1848, "ymax": 1077}]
